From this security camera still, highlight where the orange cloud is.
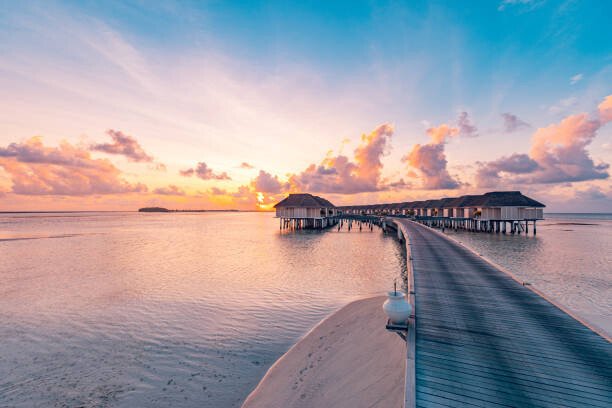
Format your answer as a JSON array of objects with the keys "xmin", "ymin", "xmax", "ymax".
[
  {"xmin": 0, "ymin": 137, "xmax": 147, "ymax": 195},
  {"xmin": 403, "ymin": 112, "xmax": 477, "ymax": 190},
  {"xmin": 426, "ymin": 124, "xmax": 459, "ymax": 144},
  {"xmin": 403, "ymin": 143, "xmax": 461, "ymax": 189},
  {"xmin": 288, "ymin": 124, "xmax": 395, "ymax": 193}
]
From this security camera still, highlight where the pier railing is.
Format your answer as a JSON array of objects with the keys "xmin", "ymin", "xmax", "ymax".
[{"xmin": 388, "ymin": 219, "xmax": 416, "ymax": 408}]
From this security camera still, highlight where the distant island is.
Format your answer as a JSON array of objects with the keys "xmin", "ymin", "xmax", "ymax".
[
  {"xmin": 139, "ymin": 207, "xmax": 170, "ymax": 212},
  {"xmin": 138, "ymin": 207, "xmax": 239, "ymax": 213}
]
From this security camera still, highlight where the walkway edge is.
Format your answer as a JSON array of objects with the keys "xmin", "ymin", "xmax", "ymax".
[
  {"xmin": 394, "ymin": 221, "xmax": 416, "ymax": 408},
  {"xmin": 400, "ymin": 218, "xmax": 611, "ymax": 343}
]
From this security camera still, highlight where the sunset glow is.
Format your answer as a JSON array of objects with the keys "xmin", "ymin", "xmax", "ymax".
[{"xmin": 1, "ymin": 1, "xmax": 611, "ymax": 212}]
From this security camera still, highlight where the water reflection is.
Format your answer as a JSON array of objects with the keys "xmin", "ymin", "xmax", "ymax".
[{"xmin": 0, "ymin": 212, "xmax": 404, "ymax": 407}]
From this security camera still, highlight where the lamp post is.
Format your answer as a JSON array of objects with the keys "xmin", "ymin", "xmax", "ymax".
[{"xmin": 383, "ymin": 281, "xmax": 412, "ymax": 340}]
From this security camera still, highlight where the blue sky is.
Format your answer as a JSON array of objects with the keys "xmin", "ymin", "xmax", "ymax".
[{"xmin": 0, "ymin": 0, "xmax": 611, "ymax": 211}]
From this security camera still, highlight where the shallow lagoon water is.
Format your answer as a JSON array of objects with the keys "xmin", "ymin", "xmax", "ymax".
[
  {"xmin": 0, "ymin": 212, "xmax": 404, "ymax": 407},
  {"xmin": 1, "ymin": 211, "xmax": 610, "ymax": 407}
]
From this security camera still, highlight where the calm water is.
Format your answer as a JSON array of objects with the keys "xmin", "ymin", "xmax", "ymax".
[
  {"xmin": 443, "ymin": 213, "xmax": 612, "ymax": 336},
  {"xmin": 0, "ymin": 212, "xmax": 404, "ymax": 407},
  {"xmin": 1, "ymin": 212, "xmax": 610, "ymax": 407}
]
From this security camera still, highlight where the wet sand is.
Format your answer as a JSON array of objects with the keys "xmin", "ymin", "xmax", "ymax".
[{"xmin": 242, "ymin": 296, "xmax": 406, "ymax": 408}]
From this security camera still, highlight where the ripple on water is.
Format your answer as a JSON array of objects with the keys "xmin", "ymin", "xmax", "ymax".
[{"xmin": 0, "ymin": 212, "xmax": 404, "ymax": 407}]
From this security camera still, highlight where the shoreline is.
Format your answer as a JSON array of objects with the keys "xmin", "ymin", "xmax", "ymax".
[{"xmin": 241, "ymin": 296, "xmax": 406, "ymax": 408}]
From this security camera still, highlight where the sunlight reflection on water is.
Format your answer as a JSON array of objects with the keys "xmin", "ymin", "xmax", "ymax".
[{"xmin": 0, "ymin": 212, "xmax": 404, "ymax": 407}]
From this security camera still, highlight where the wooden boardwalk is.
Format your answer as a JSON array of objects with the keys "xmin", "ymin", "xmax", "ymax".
[{"xmin": 394, "ymin": 219, "xmax": 612, "ymax": 408}]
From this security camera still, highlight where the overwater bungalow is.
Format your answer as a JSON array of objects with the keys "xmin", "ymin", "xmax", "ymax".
[
  {"xmin": 274, "ymin": 193, "xmax": 338, "ymax": 229},
  {"xmin": 334, "ymin": 191, "xmax": 545, "ymax": 234},
  {"xmin": 425, "ymin": 191, "xmax": 545, "ymax": 233}
]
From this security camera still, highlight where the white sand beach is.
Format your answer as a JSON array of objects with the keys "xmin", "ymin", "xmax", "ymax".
[{"xmin": 242, "ymin": 296, "xmax": 406, "ymax": 408}]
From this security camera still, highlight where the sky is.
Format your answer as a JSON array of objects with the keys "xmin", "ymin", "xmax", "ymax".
[{"xmin": 0, "ymin": 0, "xmax": 611, "ymax": 212}]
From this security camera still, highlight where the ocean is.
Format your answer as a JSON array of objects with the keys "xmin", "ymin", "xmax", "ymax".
[
  {"xmin": 0, "ymin": 212, "xmax": 610, "ymax": 407},
  {"xmin": 0, "ymin": 212, "xmax": 404, "ymax": 407}
]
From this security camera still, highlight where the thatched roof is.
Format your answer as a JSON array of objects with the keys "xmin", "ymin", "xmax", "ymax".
[
  {"xmin": 480, "ymin": 191, "xmax": 545, "ymax": 207},
  {"xmin": 334, "ymin": 191, "xmax": 544, "ymax": 211},
  {"xmin": 274, "ymin": 193, "xmax": 336, "ymax": 208}
]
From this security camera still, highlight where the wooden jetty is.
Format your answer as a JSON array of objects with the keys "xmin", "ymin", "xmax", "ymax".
[
  {"xmin": 390, "ymin": 218, "xmax": 612, "ymax": 408},
  {"xmin": 272, "ymin": 192, "xmax": 611, "ymax": 407}
]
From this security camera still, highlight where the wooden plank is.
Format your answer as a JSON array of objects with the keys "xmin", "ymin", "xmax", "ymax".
[{"xmin": 392, "ymin": 218, "xmax": 612, "ymax": 408}]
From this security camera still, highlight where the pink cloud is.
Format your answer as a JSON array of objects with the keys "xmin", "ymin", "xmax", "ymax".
[
  {"xmin": 598, "ymin": 95, "xmax": 612, "ymax": 122},
  {"xmin": 240, "ymin": 162, "xmax": 255, "ymax": 169},
  {"xmin": 476, "ymin": 95, "xmax": 611, "ymax": 186},
  {"xmin": 0, "ymin": 137, "xmax": 147, "ymax": 195},
  {"xmin": 91, "ymin": 129, "xmax": 153, "ymax": 162},
  {"xmin": 475, "ymin": 153, "xmax": 540, "ymax": 187},
  {"xmin": 209, "ymin": 186, "xmax": 228, "ymax": 195},
  {"xmin": 288, "ymin": 124, "xmax": 395, "ymax": 194},
  {"xmin": 180, "ymin": 162, "xmax": 231, "ymax": 180},
  {"xmin": 153, "ymin": 185, "xmax": 185, "ymax": 195},
  {"xmin": 251, "ymin": 170, "xmax": 285, "ymax": 193}
]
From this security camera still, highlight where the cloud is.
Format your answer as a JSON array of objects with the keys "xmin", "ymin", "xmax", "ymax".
[
  {"xmin": 152, "ymin": 162, "xmax": 167, "ymax": 172},
  {"xmin": 501, "ymin": 113, "xmax": 530, "ymax": 132},
  {"xmin": 475, "ymin": 153, "xmax": 540, "ymax": 187},
  {"xmin": 527, "ymin": 118, "xmax": 608, "ymax": 183},
  {"xmin": 239, "ymin": 162, "xmax": 254, "ymax": 169},
  {"xmin": 598, "ymin": 95, "xmax": 612, "ymax": 122},
  {"xmin": 570, "ymin": 73, "xmax": 583, "ymax": 85},
  {"xmin": 153, "ymin": 185, "xmax": 185, "ymax": 195},
  {"xmin": 403, "ymin": 143, "xmax": 460, "ymax": 189},
  {"xmin": 426, "ymin": 124, "xmax": 459, "ymax": 144},
  {"xmin": 422, "ymin": 111, "xmax": 477, "ymax": 144},
  {"xmin": 180, "ymin": 162, "xmax": 231, "ymax": 180},
  {"xmin": 402, "ymin": 112, "xmax": 477, "ymax": 189},
  {"xmin": 575, "ymin": 186, "xmax": 608, "ymax": 201},
  {"xmin": 456, "ymin": 111, "xmax": 478, "ymax": 137},
  {"xmin": 476, "ymin": 95, "xmax": 611, "ymax": 186},
  {"xmin": 251, "ymin": 170, "xmax": 285, "ymax": 194},
  {"xmin": 288, "ymin": 124, "xmax": 395, "ymax": 194},
  {"xmin": 209, "ymin": 186, "xmax": 228, "ymax": 195},
  {"xmin": 91, "ymin": 129, "xmax": 153, "ymax": 162},
  {"xmin": 208, "ymin": 185, "xmax": 264, "ymax": 208},
  {"xmin": 0, "ymin": 137, "xmax": 147, "ymax": 195},
  {"xmin": 548, "ymin": 96, "xmax": 578, "ymax": 115}
]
